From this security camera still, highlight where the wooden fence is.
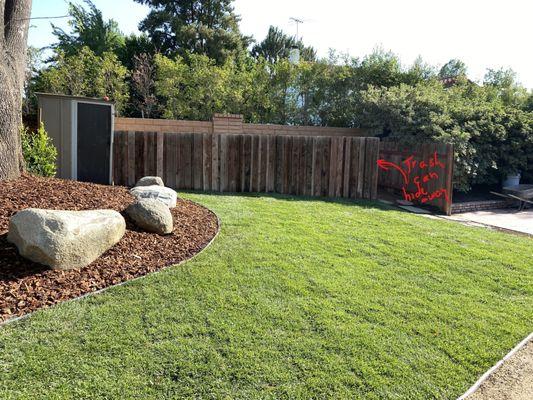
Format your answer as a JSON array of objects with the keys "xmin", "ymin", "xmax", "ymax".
[
  {"xmin": 113, "ymin": 131, "xmax": 380, "ymax": 200},
  {"xmin": 378, "ymin": 141, "xmax": 454, "ymax": 214}
]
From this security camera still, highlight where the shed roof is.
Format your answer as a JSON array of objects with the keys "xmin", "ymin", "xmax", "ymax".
[{"xmin": 35, "ymin": 92, "xmax": 114, "ymax": 105}]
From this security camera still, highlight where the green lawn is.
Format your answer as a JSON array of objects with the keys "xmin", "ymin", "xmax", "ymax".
[{"xmin": 0, "ymin": 194, "xmax": 531, "ymax": 399}]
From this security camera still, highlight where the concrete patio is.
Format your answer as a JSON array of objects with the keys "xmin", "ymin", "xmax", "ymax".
[{"xmin": 447, "ymin": 208, "xmax": 533, "ymax": 236}]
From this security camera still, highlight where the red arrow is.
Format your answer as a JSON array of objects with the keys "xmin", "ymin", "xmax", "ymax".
[{"xmin": 377, "ymin": 159, "xmax": 409, "ymax": 185}]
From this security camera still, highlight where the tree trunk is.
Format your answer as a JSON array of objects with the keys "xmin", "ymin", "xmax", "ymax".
[{"xmin": 0, "ymin": 0, "xmax": 33, "ymax": 180}]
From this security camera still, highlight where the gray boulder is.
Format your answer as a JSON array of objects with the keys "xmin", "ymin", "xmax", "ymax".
[
  {"xmin": 7, "ymin": 209, "xmax": 125, "ymax": 270},
  {"xmin": 126, "ymin": 199, "xmax": 173, "ymax": 235},
  {"xmin": 135, "ymin": 176, "xmax": 164, "ymax": 187},
  {"xmin": 130, "ymin": 185, "xmax": 177, "ymax": 208}
]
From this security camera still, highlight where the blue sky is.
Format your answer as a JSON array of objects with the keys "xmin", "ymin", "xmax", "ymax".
[{"xmin": 30, "ymin": 0, "xmax": 533, "ymax": 89}]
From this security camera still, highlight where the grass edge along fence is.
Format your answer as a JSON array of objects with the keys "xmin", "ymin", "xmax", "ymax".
[{"xmin": 113, "ymin": 116, "xmax": 379, "ymax": 200}]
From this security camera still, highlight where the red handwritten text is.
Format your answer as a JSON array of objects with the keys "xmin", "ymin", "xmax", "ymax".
[{"xmin": 378, "ymin": 151, "xmax": 450, "ymax": 205}]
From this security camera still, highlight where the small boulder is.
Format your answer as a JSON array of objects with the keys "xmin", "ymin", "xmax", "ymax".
[
  {"xmin": 135, "ymin": 176, "xmax": 164, "ymax": 187},
  {"xmin": 130, "ymin": 185, "xmax": 177, "ymax": 208},
  {"xmin": 126, "ymin": 199, "xmax": 173, "ymax": 235},
  {"xmin": 7, "ymin": 209, "xmax": 125, "ymax": 270}
]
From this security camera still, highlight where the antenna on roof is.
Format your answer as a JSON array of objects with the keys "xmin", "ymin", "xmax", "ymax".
[{"xmin": 289, "ymin": 17, "xmax": 304, "ymax": 42}]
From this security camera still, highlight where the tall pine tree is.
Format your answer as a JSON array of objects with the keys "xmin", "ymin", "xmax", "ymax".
[{"xmin": 135, "ymin": 0, "xmax": 251, "ymax": 64}]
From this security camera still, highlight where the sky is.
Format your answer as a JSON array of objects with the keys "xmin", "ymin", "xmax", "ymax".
[{"xmin": 29, "ymin": 0, "xmax": 533, "ymax": 89}]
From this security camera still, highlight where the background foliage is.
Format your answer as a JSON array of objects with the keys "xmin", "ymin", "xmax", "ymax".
[
  {"xmin": 21, "ymin": 123, "xmax": 58, "ymax": 177},
  {"xmin": 27, "ymin": 0, "xmax": 533, "ymax": 191}
]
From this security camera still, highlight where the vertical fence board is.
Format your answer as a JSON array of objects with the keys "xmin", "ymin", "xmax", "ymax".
[
  {"xmin": 126, "ymin": 131, "xmax": 135, "ymax": 186},
  {"xmin": 167, "ymin": 133, "xmax": 177, "ymax": 189},
  {"xmin": 342, "ymin": 138, "xmax": 351, "ymax": 198},
  {"xmin": 113, "ymin": 131, "xmax": 122, "ymax": 185},
  {"xmin": 266, "ymin": 135, "xmax": 276, "ymax": 192},
  {"xmin": 156, "ymin": 132, "xmax": 164, "ymax": 178},
  {"xmin": 192, "ymin": 134, "xmax": 203, "ymax": 190},
  {"xmin": 202, "ymin": 134, "xmax": 212, "ymax": 191},
  {"xmin": 250, "ymin": 135, "xmax": 259, "ymax": 192},
  {"xmin": 212, "ymin": 135, "xmax": 220, "ymax": 191}
]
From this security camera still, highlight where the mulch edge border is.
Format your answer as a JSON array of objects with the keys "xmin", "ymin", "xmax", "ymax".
[
  {"xmin": 457, "ymin": 331, "xmax": 533, "ymax": 399},
  {"xmin": 0, "ymin": 202, "xmax": 221, "ymax": 328}
]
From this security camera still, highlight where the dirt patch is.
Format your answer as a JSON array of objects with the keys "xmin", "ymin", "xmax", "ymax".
[
  {"xmin": 0, "ymin": 174, "xmax": 218, "ymax": 323},
  {"xmin": 466, "ymin": 338, "xmax": 533, "ymax": 400}
]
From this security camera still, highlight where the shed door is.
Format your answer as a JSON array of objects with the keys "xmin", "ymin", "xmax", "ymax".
[{"xmin": 77, "ymin": 102, "xmax": 112, "ymax": 184}]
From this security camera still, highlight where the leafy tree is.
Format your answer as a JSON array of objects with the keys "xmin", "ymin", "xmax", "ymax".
[
  {"xmin": 251, "ymin": 26, "xmax": 316, "ymax": 63},
  {"xmin": 484, "ymin": 68, "xmax": 529, "ymax": 108},
  {"xmin": 36, "ymin": 47, "xmax": 129, "ymax": 114},
  {"xmin": 135, "ymin": 0, "xmax": 252, "ymax": 64},
  {"xmin": 118, "ymin": 33, "xmax": 156, "ymax": 70},
  {"xmin": 438, "ymin": 58, "xmax": 467, "ymax": 79},
  {"xmin": 51, "ymin": 0, "xmax": 125, "ymax": 57},
  {"xmin": 21, "ymin": 123, "xmax": 57, "ymax": 177},
  {"xmin": 23, "ymin": 46, "xmax": 44, "ymax": 118},
  {"xmin": 353, "ymin": 81, "xmax": 533, "ymax": 190}
]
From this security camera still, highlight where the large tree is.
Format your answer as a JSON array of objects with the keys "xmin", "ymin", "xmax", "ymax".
[
  {"xmin": 135, "ymin": 0, "xmax": 251, "ymax": 64},
  {"xmin": 0, "ymin": 0, "xmax": 33, "ymax": 180},
  {"xmin": 51, "ymin": 0, "xmax": 125, "ymax": 57},
  {"xmin": 251, "ymin": 26, "xmax": 316, "ymax": 63}
]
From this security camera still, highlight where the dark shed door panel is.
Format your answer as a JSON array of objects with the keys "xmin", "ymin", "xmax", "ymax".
[{"xmin": 77, "ymin": 103, "xmax": 112, "ymax": 184}]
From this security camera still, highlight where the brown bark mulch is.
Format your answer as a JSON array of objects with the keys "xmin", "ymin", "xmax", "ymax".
[{"xmin": 0, "ymin": 174, "xmax": 218, "ymax": 323}]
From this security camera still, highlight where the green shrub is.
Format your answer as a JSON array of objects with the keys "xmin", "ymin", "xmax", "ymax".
[{"xmin": 21, "ymin": 123, "xmax": 58, "ymax": 177}]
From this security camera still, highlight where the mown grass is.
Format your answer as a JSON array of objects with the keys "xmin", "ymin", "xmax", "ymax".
[{"xmin": 0, "ymin": 194, "xmax": 531, "ymax": 399}]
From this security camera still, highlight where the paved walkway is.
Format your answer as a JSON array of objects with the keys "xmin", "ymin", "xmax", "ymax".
[{"xmin": 446, "ymin": 208, "xmax": 533, "ymax": 236}]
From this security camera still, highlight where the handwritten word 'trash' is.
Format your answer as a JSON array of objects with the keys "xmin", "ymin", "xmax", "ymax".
[{"xmin": 377, "ymin": 151, "xmax": 450, "ymax": 205}]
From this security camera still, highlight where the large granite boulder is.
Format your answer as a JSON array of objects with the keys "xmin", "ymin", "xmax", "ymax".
[
  {"xmin": 130, "ymin": 185, "xmax": 177, "ymax": 208},
  {"xmin": 7, "ymin": 209, "xmax": 126, "ymax": 270},
  {"xmin": 126, "ymin": 199, "xmax": 173, "ymax": 235},
  {"xmin": 135, "ymin": 176, "xmax": 164, "ymax": 187}
]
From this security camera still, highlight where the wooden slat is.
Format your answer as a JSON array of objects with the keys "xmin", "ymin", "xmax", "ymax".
[
  {"xmin": 356, "ymin": 138, "xmax": 366, "ymax": 199},
  {"xmin": 250, "ymin": 135, "xmax": 259, "ymax": 192},
  {"xmin": 334, "ymin": 137, "xmax": 344, "ymax": 197},
  {"xmin": 219, "ymin": 134, "xmax": 228, "ymax": 192},
  {"xmin": 290, "ymin": 136, "xmax": 300, "ymax": 195},
  {"xmin": 112, "ymin": 132, "xmax": 122, "ymax": 185},
  {"xmin": 212, "ymin": 134, "xmax": 220, "ymax": 191},
  {"xmin": 328, "ymin": 137, "xmax": 338, "ymax": 197},
  {"xmin": 202, "ymin": 134, "xmax": 212, "ymax": 191},
  {"xmin": 193, "ymin": 133, "xmax": 203, "ymax": 190},
  {"xmin": 312, "ymin": 137, "xmax": 321, "ymax": 196},
  {"xmin": 242, "ymin": 135, "xmax": 252, "ymax": 192},
  {"xmin": 156, "ymin": 132, "xmax": 164, "ymax": 178},
  {"xmin": 266, "ymin": 135, "xmax": 276, "ymax": 192},
  {"xmin": 127, "ymin": 131, "xmax": 136, "ymax": 186},
  {"xmin": 366, "ymin": 138, "xmax": 379, "ymax": 199},
  {"xmin": 167, "ymin": 133, "xmax": 177, "ymax": 189},
  {"xmin": 342, "ymin": 138, "xmax": 351, "ymax": 198},
  {"xmin": 275, "ymin": 136, "xmax": 283, "ymax": 193}
]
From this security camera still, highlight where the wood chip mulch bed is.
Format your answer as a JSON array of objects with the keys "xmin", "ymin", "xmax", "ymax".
[{"xmin": 0, "ymin": 174, "xmax": 219, "ymax": 323}]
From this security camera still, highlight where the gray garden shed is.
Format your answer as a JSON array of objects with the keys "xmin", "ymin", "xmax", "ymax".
[{"xmin": 36, "ymin": 93, "xmax": 115, "ymax": 185}]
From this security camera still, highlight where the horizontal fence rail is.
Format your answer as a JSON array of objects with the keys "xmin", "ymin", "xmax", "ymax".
[
  {"xmin": 114, "ymin": 114, "xmax": 369, "ymax": 137},
  {"xmin": 113, "ymin": 131, "xmax": 380, "ymax": 200},
  {"xmin": 378, "ymin": 141, "xmax": 454, "ymax": 214}
]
